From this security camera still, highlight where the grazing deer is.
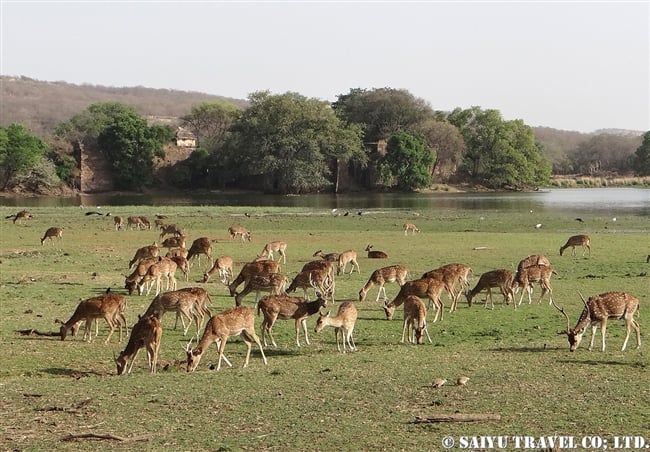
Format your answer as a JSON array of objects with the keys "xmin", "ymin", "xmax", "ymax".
[
  {"xmin": 383, "ymin": 278, "xmax": 445, "ymax": 322},
  {"xmin": 513, "ymin": 264, "xmax": 557, "ymax": 306},
  {"xmin": 401, "ymin": 295, "xmax": 432, "ymax": 344},
  {"xmin": 113, "ymin": 216, "xmax": 124, "ymax": 231},
  {"xmin": 159, "ymin": 224, "xmax": 184, "ymax": 240},
  {"xmin": 202, "ymin": 256, "xmax": 234, "ymax": 284},
  {"xmin": 115, "ymin": 313, "xmax": 162, "ymax": 375},
  {"xmin": 365, "ymin": 244, "xmax": 388, "ymax": 259},
  {"xmin": 124, "ymin": 256, "xmax": 159, "ymax": 295},
  {"xmin": 235, "ymin": 273, "xmax": 289, "ymax": 307},
  {"xmin": 166, "ymin": 247, "xmax": 189, "ymax": 260},
  {"xmin": 127, "ymin": 216, "xmax": 146, "ymax": 230},
  {"xmin": 137, "ymin": 216, "xmax": 151, "ymax": 230},
  {"xmin": 169, "ymin": 255, "xmax": 190, "ymax": 282},
  {"xmin": 314, "ymin": 301, "xmax": 358, "ymax": 353},
  {"xmin": 187, "ymin": 237, "xmax": 213, "ymax": 268},
  {"xmin": 403, "ymin": 223, "xmax": 420, "ymax": 235},
  {"xmin": 287, "ymin": 265, "xmax": 335, "ymax": 301},
  {"xmin": 144, "ymin": 288, "xmax": 208, "ymax": 336},
  {"xmin": 128, "ymin": 242, "xmax": 161, "ymax": 269},
  {"xmin": 517, "ymin": 254, "xmax": 551, "ymax": 271},
  {"xmin": 186, "ymin": 306, "xmax": 268, "ymax": 372},
  {"xmin": 358, "ymin": 265, "xmax": 409, "ymax": 302},
  {"xmin": 312, "ymin": 250, "xmax": 339, "ymax": 262},
  {"xmin": 57, "ymin": 292, "xmax": 127, "ymax": 343},
  {"xmin": 424, "ymin": 263, "xmax": 473, "ymax": 312},
  {"xmin": 161, "ymin": 235, "xmax": 186, "ymax": 250},
  {"xmin": 40, "ymin": 227, "xmax": 64, "ymax": 246},
  {"xmin": 259, "ymin": 241, "xmax": 288, "ymax": 264},
  {"xmin": 228, "ymin": 260, "xmax": 281, "ymax": 296},
  {"xmin": 154, "ymin": 218, "xmax": 167, "ymax": 228},
  {"xmin": 257, "ymin": 295, "xmax": 328, "ymax": 347},
  {"xmin": 552, "ymin": 292, "xmax": 640, "ymax": 352},
  {"xmin": 6, "ymin": 210, "xmax": 32, "ymax": 224},
  {"xmin": 337, "ymin": 250, "xmax": 360, "ymax": 276},
  {"xmin": 465, "ymin": 269, "xmax": 515, "ymax": 309},
  {"xmin": 560, "ymin": 234, "xmax": 591, "ymax": 257},
  {"xmin": 228, "ymin": 225, "xmax": 252, "ymax": 242},
  {"xmin": 137, "ymin": 257, "xmax": 178, "ymax": 296}
]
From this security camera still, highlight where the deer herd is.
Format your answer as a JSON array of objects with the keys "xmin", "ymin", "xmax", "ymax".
[{"xmin": 9, "ymin": 209, "xmax": 642, "ymax": 375}]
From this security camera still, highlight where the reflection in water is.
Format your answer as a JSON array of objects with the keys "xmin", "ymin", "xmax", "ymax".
[{"xmin": 0, "ymin": 188, "xmax": 648, "ymax": 216}]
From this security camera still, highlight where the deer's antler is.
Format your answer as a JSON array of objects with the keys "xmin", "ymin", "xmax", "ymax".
[{"xmin": 551, "ymin": 299, "xmax": 571, "ymax": 334}]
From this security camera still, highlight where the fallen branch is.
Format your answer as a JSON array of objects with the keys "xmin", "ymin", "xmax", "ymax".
[
  {"xmin": 60, "ymin": 433, "xmax": 152, "ymax": 442},
  {"xmin": 414, "ymin": 413, "xmax": 501, "ymax": 423},
  {"xmin": 15, "ymin": 329, "xmax": 60, "ymax": 337}
]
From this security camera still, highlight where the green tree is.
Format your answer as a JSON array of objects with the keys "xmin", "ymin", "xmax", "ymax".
[
  {"xmin": 634, "ymin": 131, "xmax": 650, "ymax": 176},
  {"xmin": 379, "ymin": 132, "xmax": 434, "ymax": 191},
  {"xmin": 0, "ymin": 123, "xmax": 49, "ymax": 189},
  {"xmin": 571, "ymin": 133, "xmax": 641, "ymax": 175},
  {"xmin": 180, "ymin": 101, "xmax": 241, "ymax": 148},
  {"xmin": 415, "ymin": 119, "xmax": 465, "ymax": 182}
]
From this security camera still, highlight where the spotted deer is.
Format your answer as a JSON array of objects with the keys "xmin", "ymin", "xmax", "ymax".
[
  {"xmin": 423, "ymin": 263, "xmax": 473, "ymax": 312},
  {"xmin": 337, "ymin": 250, "xmax": 360, "ymax": 275},
  {"xmin": 6, "ymin": 210, "xmax": 32, "ymax": 224},
  {"xmin": 166, "ymin": 247, "xmax": 189, "ymax": 260},
  {"xmin": 137, "ymin": 216, "xmax": 151, "ymax": 230},
  {"xmin": 40, "ymin": 227, "xmax": 64, "ymax": 246},
  {"xmin": 259, "ymin": 241, "xmax": 288, "ymax": 264},
  {"xmin": 358, "ymin": 265, "xmax": 409, "ymax": 302},
  {"xmin": 128, "ymin": 242, "xmax": 161, "ymax": 269},
  {"xmin": 115, "ymin": 313, "xmax": 162, "ymax": 375},
  {"xmin": 517, "ymin": 254, "xmax": 551, "ymax": 271},
  {"xmin": 228, "ymin": 260, "xmax": 281, "ymax": 296},
  {"xmin": 56, "ymin": 292, "xmax": 128, "ymax": 343},
  {"xmin": 144, "ymin": 288, "xmax": 209, "ymax": 336},
  {"xmin": 137, "ymin": 257, "xmax": 178, "ymax": 296},
  {"xmin": 159, "ymin": 224, "xmax": 184, "ymax": 240},
  {"xmin": 403, "ymin": 223, "xmax": 420, "ymax": 235},
  {"xmin": 234, "ymin": 273, "xmax": 289, "ymax": 307},
  {"xmin": 312, "ymin": 250, "xmax": 339, "ymax": 262},
  {"xmin": 187, "ymin": 237, "xmax": 213, "ymax": 268},
  {"xmin": 124, "ymin": 256, "xmax": 159, "ymax": 295},
  {"xmin": 559, "ymin": 234, "xmax": 591, "ymax": 257},
  {"xmin": 257, "ymin": 295, "xmax": 328, "ymax": 347},
  {"xmin": 287, "ymin": 261, "xmax": 335, "ymax": 301},
  {"xmin": 202, "ymin": 256, "xmax": 234, "ymax": 284},
  {"xmin": 401, "ymin": 295, "xmax": 432, "ymax": 344},
  {"xmin": 365, "ymin": 244, "xmax": 389, "ymax": 259},
  {"xmin": 314, "ymin": 301, "xmax": 358, "ymax": 353},
  {"xmin": 465, "ymin": 269, "xmax": 515, "ymax": 309},
  {"xmin": 513, "ymin": 264, "xmax": 558, "ymax": 306},
  {"xmin": 186, "ymin": 306, "xmax": 268, "ymax": 372},
  {"xmin": 113, "ymin": 216, "xmax": 124, "ymax": 231},
  {"xmin": 383, "ymin": 278, "xmax": 445, "ymax": 322},
  {"xmin": 553, "ymin": 292, "xmax": 640, "ymax": 352},
  {"xmin": 228, "ymin": 225, "xmax": 252, "ymax": 242},
  {"xmin": 127, "ymin": 216, "xmax": 147, "ymax": 230},
  {"xmin": 162, "ymin": 236, "xmax": 186, "ymax": 250}
]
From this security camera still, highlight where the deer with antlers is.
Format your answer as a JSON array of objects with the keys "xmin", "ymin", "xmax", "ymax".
[
  {"xmin": 159, "ymin": 223, "xmax": 184, "ymax": 240},
  {"xmin": 337, "ymin": 250, "xmax": 360, "ymax": 275},
  {"xmin": 383, "ymin": 277, "xmax": 445, "ymax": 322},
  {"xmin": 314, "ymin": 301, "xmax": 358, "ymax": 353},
  {"xmin": 234, "ymin": 273, "xmax": 289, "ymax": 307},
  {"xmin": 228, "ymin": 260, "xmax": 281, "ymax": 296},
  {"xmin": 312, "ymin": 250, "xmax": 339, "ymax": 262},
  {"xmin": 259, "ymin": 241, "xmax": 288, "ymax": 264},
  {"xmin": 228, "ymin": 225, "xmax": 252, "ymax": 242},
  {"xmin": 403, "ymin": 223, "xmax": 420, "ymax": 235},
  {"xmin": 115, "ymin": 313, "xmax": 162, "ymax": 375},
  {"xmin": 553, "ymin": 292, "xmax": 640, "ymax": 352},
  {"xmin": 257, "ymin": 294, "xmax": 328, "ymax": 347},
  {"xmin": 358, "ymin": 265, "xmax": 409, "ymax": 302},
  {"xmin": 57, "ymin": 292, "xmax": 128, "ymax": 343},
  {"xmin": 465, "ymin": 269, "xmax": 515, "ymax": 309},
  {"xmin": 186, "ymin": 306, "xmax": 268, "ymax": 372},
  {"xmin": 560, "ymin": 234, "xmax": 591, "ymax": 257},
  {"xmin": 202, "ymin": 256, "xmax": 234, "ymax": 284},
  {"xmin": 40, "ymin": 227, "xmax": 64, "ymax": 246},
  {"xmin": 287, "ymin": 262, "xmax": 335, "ymax": 301}
]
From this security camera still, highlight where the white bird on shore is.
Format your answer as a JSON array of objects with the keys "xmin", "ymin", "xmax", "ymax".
[{"xmin": 535, "ymin": 223, "xmax": 543, "ymax": 229}]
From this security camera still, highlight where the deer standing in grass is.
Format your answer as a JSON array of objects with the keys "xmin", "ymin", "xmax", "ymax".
[
  {"xmin": 115, "ymin": 313, "xmax": 162, "ymax": 375},
  {"xmin": 41, "ymin": 227, "xmax": 64, "ymax": 246},
  {"xmin": 143, "ymin": 288, "xmax": 209, "ymax": 336},
  {"xmin": 401, "ymin": 295, "xmax": 432, "ymax": 344},
  {"xmin": 383, "ymin": 278, "xmax": 445, "ymax": 322},
  {"xmin": 113, "ymin": 216, "xmax": 124, "ymax": 230},
  {"xmin": 513, "ymin": 264, "xmax": 557, "ymax": 306},
  {"xmin": 128, "ymin": 242, "xmax": 161, "ymax": 269},
  {"xmin": 465, "ymin": 269, "xmax": 515, "ymax": 309},
  {"xmin": 186, "ymin": 306, "xmax": 268, "ymax": 372},
  {"xmin": 166, "ymin": 247, "xmax": 189, "ymax": 260},
  {"xmin": 202, "ymin": 256, "xmax": 234, "ymax": 284},
  {"xmin": 259, "ymin": 241, "xmax": 288, "ymax": 264},
  {"xmin": 127, "ymin": 216, "xmax": 147, "ymax": 230},
  {"xmin": 234, "ymin": 273, "xmax": 289, "ymax": 307},
  {"xmin": 124, "ymin": 257, "xmax": 159, "ymax": 295},
  {"xmin": 314, "ymin": 301, "xmax": 358, "ymax": 353},
  {"xmin": 228, "ymin": 225, "xmax": 251, "ymax": 242},
  {"xmin": 358, "ymin": 265, "xmax": 409, "ymax": 302},
  {"xmin": 337, "ymin": 250, "xmax": 360, "ymax": 275},
  {"xmin": 137, "ymin": 257, "xmax": 178, "ymax": 296},
  {"xmin": 365, "ymin": 244, "xmax": 388, "ymax": 259},
  {"xmin": 6, "ymin": 210, "xmax": 32, "ymax": 224},
  {"xmin": 403, "ymin": 223, "xmax": 420, "ymax": 235},
  {"xmin": 187, "ymin": 237, "xmax": 213, "ymax": 268},
  {"xmin": 287, "ymin": 262, "xmax": 335, "ymax": 301},
  {"xmin": 517, "ymin": 255, "xmax": 551, "ymax": 271},
  {"xmin": 257, "ymin": 295, "xmax": 328, "ymax": 347},
  {"xmin": 57, "ymin": 292, "xmax": 127, "ymax": 343},
  {"xmin": 423, "ymin": 263, "xmax": 473, "ymax": 312},
  {"xmin": 159, "ymin": 224, "xmax": 184, "ymax": 240},
  {"xmin": 560, "ymin": 234, "xmax": 591, "ymax": 257},
  {"xmin": 228, "ymin": 260, "xmax": 281, "ymax": 296},
  {"xmin": 553, "ymin": 292, "xmax": 640, "ymax": 352}
]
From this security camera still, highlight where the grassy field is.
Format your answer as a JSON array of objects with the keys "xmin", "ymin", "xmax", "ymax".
[{"xmin": 0, "ymin": 204, "xmax": 648, "ymax": 451}]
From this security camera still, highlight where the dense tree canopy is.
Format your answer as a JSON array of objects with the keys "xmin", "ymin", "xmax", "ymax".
[
  {"xmin": 414, "ymin": 119, "xmax": 465, "ymax": 181},
  {"xmin": 634, "ymin": 131, "xmax": 650, "ymax": 176},
  {"xmin": 0, "ymin": 123, "xmax": 49, "ymax": 189},
  {"xmin": 380, "ymin": 132, "xmax": 434, "ymax": 191},
  {"xmin": 570, "ymin": 133, "xmax": 640, "ymax": 175},
  {"xmin": 180, "ymin": 101, "xmax": 240, "ymax": 148}
]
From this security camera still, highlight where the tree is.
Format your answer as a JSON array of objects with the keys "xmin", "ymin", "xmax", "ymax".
[
  {"xmin": 570, "ymin": 133, "xmax": 641, "ymax": 175},
  {"xmin": 634, "ymin": 131, "xmax": 650, "ymax": 176},
  {"xmin": 0, "ymin": 123, "xmax": 49, "ymax": 189},
  {"xmin": 415, "ymin": 119, "xmax": 465, "ymax": 181},
  {"xmin": 379, "ymin": 132, "xmax": 434, "ymax": 191},
  {"xmin": 180, "ymin": 101, "xmax": 241, "ymax": 148}
]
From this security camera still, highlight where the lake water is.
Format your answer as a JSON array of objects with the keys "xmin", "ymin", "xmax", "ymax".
[{"xmin": 1, "ymin": 188, "xmax": 648, "ymax": 216}]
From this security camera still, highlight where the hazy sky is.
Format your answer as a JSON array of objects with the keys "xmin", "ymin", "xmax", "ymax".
[{"xmin": 1, "ymin": 1, "xmax": 648, "ymax": 133}]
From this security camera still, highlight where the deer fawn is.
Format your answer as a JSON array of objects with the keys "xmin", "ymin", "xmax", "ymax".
[
  {"xmin": 228, "ymin": 225, "xmax": 252, "ymax": 242},
  {"xmin": 57, "ymin": 292, "xmax": 127, "ymax": 343},
  {"xmin": 465, "ymin": 269, "xmax": 515, "ymax": 309},
  {"xmin": 559, "ymin": 234, "xmax": 591, "ymax": 257},
  {"xmin": 403, "ymin": 223, "xmax": 420, "ymax": 235},
  {"xmin": 553, "ymin": 292, "xmax": 640, "ymax": 352},
  {"xmin": 40, "ymin": 227, "xmax": 64, "ymax": 246},
  {"xmin": 115, "ymin": 313, "xmax": 162, "ymax": 375},
  {"xmin": 401, "ymin": 295, "xmax": 432, "ymax": 344},
  {"xmin": 186, "ymin": 306, "xmax": 268, "ymax": 372},
  {"xmin": 358, "ymin": 265, "xmax": 409, "ymax": 302},
  {"xmin": 257, "ymin": 294, "xmax": 328, "ymax": 347},
  {"xmin": 337, "ymin": 250, "xmax": 360, "ymax": 275},
  {"xmin": 259, "ymin": 241, "xmax": 288, "ymax": 264},
  {"xmin": 365, "ymin": 244, "xmax": 389, "ymax": 259},
  {"xmin": 314, "ymin": 301, "xmax": 358, "ymax": 353},
  {"xmin": 202, "ymin": 256, "xmax": 234, "ymax": 284}
]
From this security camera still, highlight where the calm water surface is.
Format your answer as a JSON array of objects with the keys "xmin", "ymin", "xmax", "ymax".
[{"xmin": 1, "ymin": 188, "xmax": 648, "ymax": 216}]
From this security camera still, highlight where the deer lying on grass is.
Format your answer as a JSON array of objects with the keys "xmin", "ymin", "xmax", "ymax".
[
  {"xmin": 186, "ymin": 306, "xmax": 268, "ymax": 372},
  {"xmin": 57, "ymin": 292, "xmax": 128, "ymax": 343},
  {"xmin": 124, "ymin": 257, "xmax": 159, "ymax": 295},
  {"xmin": 403, "ymin": 223, "xmax": 420, "ymax": 235},
  {"xmin": 365, "ymin": 244, "xmax": 388, "ymax": 259},
  {"xmin": 235, "ymin": 273, "xmax": 289, "ymax": 307},
  {"xmin": 113, "ymin": 216, "xmax": 124, "ymax": 231},
  {"xmin": 259, "ymin": 241, "xmax": 288, "ymax": 264},
  {"xmin": 6, "ymin": 210, "xmax": 32, "ymax": 224},
  {"xmin": 559, "ymin": 234, "xmax": 591, "ymax": 257},
  {"xmin": 401, "ymin": 295, "xmax": 432, "ymax": 344},
  {"xmin": 358, "ymin": 265, "xmax": 409, "ymax": 302},
  {"xmin": 337, "ymin": 250, "xmax": 360, "ymax": 275},
  {"xmin": 41, "ymin": 227, "xmax": 64, "ymax": 246},
  {"xmin": 128, "ymin": 242, "xmax": 161, "ymax": 269},
  {"xmin": 312, "ymin": 250, "xmax": 339, "ymax": 262},
  {"xmin": 187, "ymin": 237, "xmax": 213, "ymax": 268},
  {"xmin": 257, "ymin": 295, "xmax": 328, "ymax": 347},
  {"xmin": 115, "ymin": 313, "xmax": 162, "ymax": 375},
  {"xmin": 465, "ymin": 269, "xmax": 515, "ymax": 309},
  {"xmin": 287, "ymin": 262, "xmax": 335, "ymax": 301},
  {"xmin": 136, "ymin": 257, "xmax": 178, "ymax": 296},
  {"xmin": 228, "ymin": 260, "xmax": 281, "ymax": 296},
  {"xmin": 314, "ymin": 301, "xmax": 358, "ymax": 353},
  {"xmin": 159, "ymin": 224, "xmax": 184, "ymax": 240},
  {"xmin": 202, "ymin": 256, "xmax": 234, "ymax": 284},
  {"xmin": 228, "ymin": 225, "xmax": 252, "ymax": 242},
  {"xmin": 553, "ymin": 292, "xmax": 640, "ymax": 352},
  {"xmin": 383, "ymin": 278, "xmax": 445, "ymax": 322},
  {"xmin": 513, "ymin": 264, "xmax": 558, "ymax": 306},
  {"xmin": 144, "ymin": 288, "xmax": 210, "ymax": 336}
]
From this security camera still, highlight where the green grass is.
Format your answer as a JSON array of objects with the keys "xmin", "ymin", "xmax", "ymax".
[{"xmin": 1, "ymin": 205, "xmax": 648, "ymax": 451}]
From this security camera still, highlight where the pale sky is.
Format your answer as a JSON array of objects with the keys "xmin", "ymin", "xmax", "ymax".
[{"xmin": 1, "ymin": 1, "xmax": 648, "ymax": 133}]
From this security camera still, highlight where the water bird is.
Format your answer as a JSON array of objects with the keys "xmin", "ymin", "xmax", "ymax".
[
  {"xmin": 535, "ymin": 223, "xmax": 543, "ymax": 229},
  {"xmin": 575, "ymin": 218, "xmax": 584, "ymax": 223}
]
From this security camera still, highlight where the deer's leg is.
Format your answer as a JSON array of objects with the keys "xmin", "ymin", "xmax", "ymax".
[
  {"xmin": 216, "ymin": 337, "xmax": 228, "ymax": 371},
  {"xmin": 401, "ymin": 318, "xmax": 409, "ymax": 343},
  {"xmin": 588, "ymin": 323, "xmax": 600, "ymax": 351},
  {"xmin": 301, "ymin": 318, "xmax": 310, "ymax": 346},
  {"xmin": 128, "ymin": 349, "xmax": 140, "ymax": 374}
]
